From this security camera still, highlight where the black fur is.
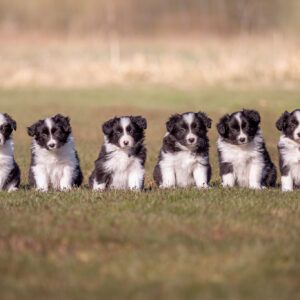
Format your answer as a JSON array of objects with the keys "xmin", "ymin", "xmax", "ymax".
[
  {"xmin": 153, "ymin": 112, "xmax": 212, "ymax": 187},
  {"xmin": 89, "ymin": 116, "xmax": 147, "ymax": 190},
  {"xmin": 2, "ymin": 161, "xmax": 21, "ymax": 190},
  {"xmin": 217, "ymin": 109, "xmax": 277, "ymax": 188}
]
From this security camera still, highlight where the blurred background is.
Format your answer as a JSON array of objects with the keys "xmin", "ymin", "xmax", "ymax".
[{"xmin": 0, "ymin": 0, "xmax": 299, "ymax": 88}]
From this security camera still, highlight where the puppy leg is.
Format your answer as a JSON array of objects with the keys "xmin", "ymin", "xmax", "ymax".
[
  {"xmin": 281, "ymin": 174, "xmax": 293, "ymax": 192},
  {"xmin": 160, "ymin": 165, "xmax": 175, "ymax": 188},
  {"xmin": 249, "ymin": 162, "xmax": 263, "ymax": 189},
  {"xmin": 193, "ymin": 164, "xmax": 210, "ymax": 188},
  {"xmin": 128, "ymin": 163, "xmax": 145, "ymax": 191},
  {"xmin": 220, "ymin": 162, "xmax": 234, "ymax": 187},
  {"xmin": 60, "ymin": 166, "xmax": 74, "ymax": 191},
  {"xmin": 32, "ymin": 165, "xmax": 49, "ymax": 192}
]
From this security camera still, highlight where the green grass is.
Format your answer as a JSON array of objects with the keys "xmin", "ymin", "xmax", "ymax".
[{"xmin": 0, "ymin": 86, "xmax": 299, "ymax": 300}]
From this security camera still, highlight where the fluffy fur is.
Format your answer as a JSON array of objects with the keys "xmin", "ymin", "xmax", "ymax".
[
  {"xmin": 217, "ymin": 109, "xmax": 276, "ymax": 189},
  {"xmin": 89, "ymin": 116, "xmax": 147, "ymax": 191},
  {"xmin": 0, "ymin": 113, "xmax": 20, "ymax": 192},
  {"xmin": 276, "ymin": 109, "xmax": 300, "ymax": 191},
  {"xmin": 153, "ymin": 112, "xmax": 212, "ymax": 188},
  {"xmin": 27, "ymin": 114, "xmax": 83, "ymax": 191}
]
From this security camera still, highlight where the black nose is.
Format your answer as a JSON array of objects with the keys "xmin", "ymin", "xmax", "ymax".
[
  {"xmin": 124, "ymin": 141, "xmax": 129, "ymax": 146},
  {"xmin": 298, "ymin": 133, "xmax": 300, "ymax": 138},
  {"xmin": 188, "ymin": 138, "xmax": 195, "ymax": 143},
  {"xmin": 48, "ymin": 143, "xmax": 56, "ymax": 148},
  {"xmin": 239, "ymin": 137, "xmax": 246, "ymax": 143}
]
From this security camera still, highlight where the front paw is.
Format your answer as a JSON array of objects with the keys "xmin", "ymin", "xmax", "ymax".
[
  {"xmin": 197, "ymin": 183, "xmax": 210, "ymax": 189},
  {"xmin": 60, "ymin": 184, "xmax": 72, "ymax": 191},
  {"xmin": 282, "ymin": 186, "xmax": 293, "ymax": 192},
  {"xmin": 36, "ymin": 187, "xmax": 48, "ymax": 192},
  {"xmin": 249, "ymin": 184, "xmax": 262, "ymax": 190},
  {"xmin": 222, "ymin": 182, "xmax": 234, "ymax": 188}
]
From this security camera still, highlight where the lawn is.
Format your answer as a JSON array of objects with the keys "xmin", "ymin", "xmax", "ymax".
[{"xmin": 0, "ymin": 86, "xmax": 299, "ymax": 300}]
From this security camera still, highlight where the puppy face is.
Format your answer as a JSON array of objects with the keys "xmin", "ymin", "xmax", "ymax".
[
  {"xmin": 27, "ymin": 114, "xmax": 72, "ymax": 150},
  {"xmin": 166, "ymin": 112, "xmax": 211, "ymax": 148},
  {"xmin": 276, "ymin": 109, "xmax": 300, "ymax": 142},
  {"xmin": 217, "ymin": 109, "xmax": 260, "ymax": 145},
  {"xmin": 103, "ymin": 116, "xmax": 147, "ymax": 149},
  {"xmin": 0, "ymin": 113, "xmax": 17, "ymax": 146}
]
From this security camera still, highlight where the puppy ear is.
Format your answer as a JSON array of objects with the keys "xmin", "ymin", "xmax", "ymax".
[
  {"xmin": 4, "ymin": 113, "xmax": 17, "ymax": 131},
  {"xmin": 27, "ymin": 120, "xmax": 41, "ymax": 137},
  {"xmin": 197, "ymin": 111, "xmax": 212, "ymax": 129},
  {"xmin": 243, "ymin": 109, "xmax": 261, "ymax": 125},
  {"xmin": 131, "ymin": 116, "xmax": 147, "ymax": 130},
  {"xmin": 166, "ymin": 114, "xmax": 181, "ymax": 133},
  {"xmin": 216, "ymin": 114, "xmax": 230, "ymax": 136},
  {"xmin": 276, "ymin": 111, "xmax": 289, "ymax": 131},
  {"xmin": 54, "ymin": 114, "xmax": 71, "ymax": 132},
  {"xmin": 102, "ymin": 118, "xmax": 117, "ymax": 135}
]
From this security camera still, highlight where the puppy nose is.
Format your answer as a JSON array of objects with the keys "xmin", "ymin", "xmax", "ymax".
[
  {"xmin": 188, "ymin": 138, "xmax": 195, "ymax": 143},
  {"xmin": 48, "ymin": 143, "xmax": 56, "ymax": 148},
  {"xmin": 239, "ymin": 137, "xmax": 246, "ymax": 143},
  {"xmin": 298, "ymin": 133, "xmax": 300, "ymax": 138},
  {"xmin": 123, "ymin": 141, "xmax": 129, "ymax": 146}
]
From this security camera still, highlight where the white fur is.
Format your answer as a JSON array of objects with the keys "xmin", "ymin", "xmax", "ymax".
[
  {"xmin": 45, "ymin": 118, "xmax": 57, "ymax": 149},
  {"xmin": 278, "ymin": 135, "xmax": 300, "ymax": 191},
  {"xmin": 183, "ymin": 113, "xmax": 197, "ymax": 146},
  {"xmin": 235, "ymin": 112, "xmax": 248, "ymax": 144},
  {"xmin": 293, "ymin": 111, "xmax": 300, "ymax": 141},
  {"xmin": 0, "ymin": 138, "xmax": 15, "ymax": 191},
  {"xmin": 217, "ymin": 130, "xmax": 265, "ymax": 189},
  {"xmin": 31, "ymin": 134, "xmax": 78, "ymax": 191},
  {"xmin": 94, "ymin": 139, "xmax": 144, "ymax": 191},
  {"xmin": 159, "ymin": 147, "xmax": 209, "ymax": 188},
  {"xmin": 119, "ymin": 117, "xmax": 134, "ymax": 148}
]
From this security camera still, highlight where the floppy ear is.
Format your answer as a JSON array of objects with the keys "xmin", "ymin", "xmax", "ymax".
[
  {"xmin": 102, "ymin": 118, "xmax": 117, "ymax": 135},
  {"xmin": 27, "ymin": 120, "xmax": 42, "ymax": 137},
  {"xmin": 131, "ymin": 116, "xmax": 147, "ymax": 130},
  {"xmin": 166, "ymin": 114, "xmax": 181, "ymax": 133},
  {"xmin": 216, "ymin": 114, "xmax": 230, "ymax": 136},
  {"xmin": 4, "ymin": 113, "xmax": 17, "ymax": 131},
  {"xmin": 276, "ymin": 111, "xmax": 289, "ymax": 131},
  {"xmin": 54, "ymin": 114, "xmax": 71, "ymax": 132},
  {"xmin": 197, "ymin": 111, "xmax": 212, "ymax": 129},
  {"xmin": 243, "ymin": 109, "xmax": 260, "ymax": 125}
]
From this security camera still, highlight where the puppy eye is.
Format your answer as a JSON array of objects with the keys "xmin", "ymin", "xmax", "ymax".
[
  {"xmin": 191, "ymin": 123, "xmax": 197, "ymax": 129},
  {"xmin": 116, "ymin": 127, "xmax": 123, "ymax": 134},
  {"xmin": 42, "ymin": 129, "xmax": 49, "ymax": 135},
  {"xmin": 241, "ymin": 123, "xmax": 246, "ymax": 129},
  {"xmin": 51, "ymin": 128, "xmax": 57, "ymax": 134},
  {"xmin": 126, "ymin": 125, "xmax": 132, "ymax": 132}
]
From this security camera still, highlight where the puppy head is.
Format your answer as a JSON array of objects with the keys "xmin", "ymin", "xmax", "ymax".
[
  {"xmin": 166, "ymin": 112, "xmax": 211, "ymax": 149},
  {"xmin": 103, "ymin": 116, "xmax": 147, "ymax": 149},
  {"xmin": 0, "ymin": 113, "xmax": 17, "ymax": 146},
  {"xmin": 217, "ymin": 109, "xmax": 260, "ymax": 145},
  {"xmin": 276, "ymin": 109, "xmax": 300, "ymax": 142},
  {"xmin": 27, "ymin": 114, "xmax": 72, "ymax": 150}
]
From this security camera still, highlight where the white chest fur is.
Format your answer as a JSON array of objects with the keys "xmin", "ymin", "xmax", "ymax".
[
  {"xmin": 217, "ymin": 134, "xmax": 264, "ymax": 187},
  {"xmin": 32, "ymin": 136, "xmax": 77, "ymax": 190},
  {"xmin": 0, "ymin": 139, "xmax": 14, "ymax": 189},
  {"xmin": 279, "ymin": 135, "xmax": 300, "ymax": 186},
  {"xmin": 160, "ymin": 150, "xmax": 208, "ymax": 187},
  {"xmin": 104, "ymin": 144, "xmax": 144, "ymax": 189}
]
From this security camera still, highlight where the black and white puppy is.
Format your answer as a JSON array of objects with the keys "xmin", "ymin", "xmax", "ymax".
[
  {"xmin": 217, "ymin": 109, "xmax": 276, "ymax": 189},
  {"xmin": 89, "ymin": 116, "xmax": 147, "ymax": 191},
  {"xmin": 27, "ymin": 114, "xmax": 83, "ymax": 191},
  {"xmin": 153, "ymin": 112, "xmax": 212, "ymax": 188},
  {"xmin": 0, "ymin": 113, "xmax": 20, "ymax": 192},
  {"xmin": 276, "ymin": 109, "xmax": 300, "ymax": 191}
]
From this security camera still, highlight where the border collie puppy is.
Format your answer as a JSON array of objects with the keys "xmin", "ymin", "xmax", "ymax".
[
  {"xmin": 89, "ymin": 116, "xmax": 147, "ymax": 191},
  {"xmin": 153, "ymin": 112, "xmax": 212, "ymax": 188},
  {"xmin": 217, "ymin": 109, "xmax": 276, "ymax": 189},
  {"xmin": 27, "ymin": 114, "xmax": 83, "ymax": 191},
  {"xmin": 276, "ymin": 109, "xmax": 300, "ymax": 191},
  {"xmin": 0, "ymin": 113, "xmax": 20, "ymax": 192}
]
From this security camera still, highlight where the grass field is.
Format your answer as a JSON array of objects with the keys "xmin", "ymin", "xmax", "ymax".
[{"xmin": 0, "ymin": 86, "xmax": 299, "ymax": 300}]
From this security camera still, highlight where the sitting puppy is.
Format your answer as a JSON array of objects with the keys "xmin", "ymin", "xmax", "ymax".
[
  {"xmin": 276, "ymin": 109, "xmax": 300, "ymax": 191},
  {"xmin": 27, "ymin": 114, "xmax": 83, "ymax": 191},
  {"xmin": 153, "ymin": 112, "xmax": 212, "ymax": 188},
  {"xmin": 89, "ymin": 116, "xmax": 147, "ymax": 191},
  {"xmin": 0, "ymin": 113, "xmax": 20, "ymax": 192},
  {"xmin": 217, "ymin": 109, "xmax": 276, "ymax": 189}
]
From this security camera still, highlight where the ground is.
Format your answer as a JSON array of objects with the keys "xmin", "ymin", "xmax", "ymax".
[{"xmin": 0, "ymin": 86, "xmax": 299, "ymax": 300}]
